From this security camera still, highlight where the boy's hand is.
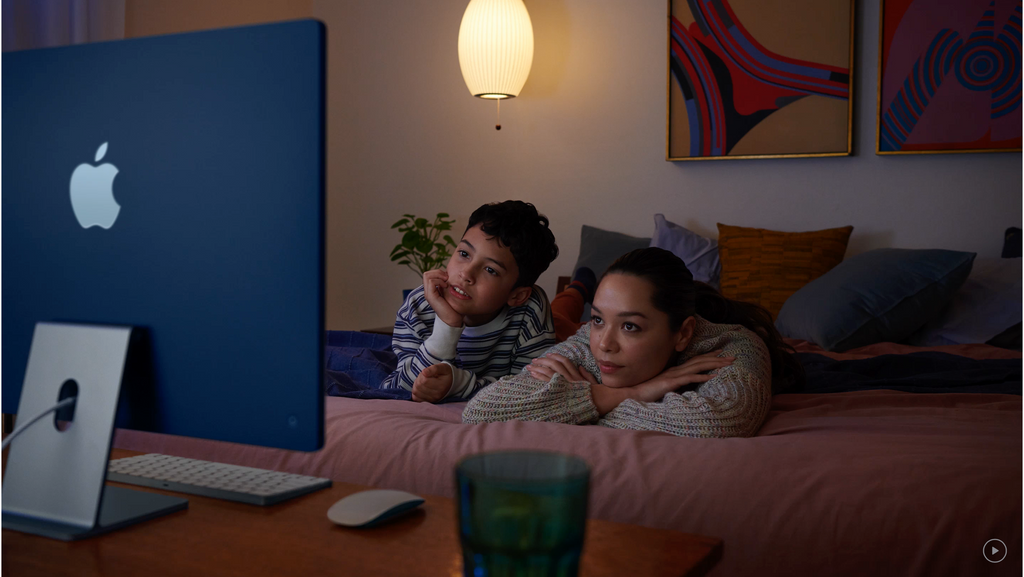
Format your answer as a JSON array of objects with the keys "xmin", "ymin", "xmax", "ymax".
[
  {"xmin": 412, "ymin": 363, "xmax": 454, "ymax": 403},
  {"xmin": 422, "ymin": 269, "xmax": 463, "ymax": 327}
]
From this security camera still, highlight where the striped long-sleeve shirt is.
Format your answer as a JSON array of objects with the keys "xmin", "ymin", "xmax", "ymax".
[
  {"xmin": 462, "ymin": 316, "xmax": 772, "ymax": 437},
  {"xmin": 380, "ymin": 285, "xmax": 557, "ymax": 400}
]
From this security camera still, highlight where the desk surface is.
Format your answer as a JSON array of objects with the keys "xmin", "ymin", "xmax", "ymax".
[{"xmin": 3, "ymin": 449, "xmax": 722, "ymax": 577}]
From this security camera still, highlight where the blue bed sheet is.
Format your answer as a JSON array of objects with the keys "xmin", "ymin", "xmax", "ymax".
[
  {"xmin": 793, "ymin": 352, "xmax": 1021, "ymax": 395},
  {"xmin": 323, "ymin": 330, "xmax": 408, "ymax": 399},
  {"xmin": 322, "ymin": 330, "xmax": 467, "ymax": 403}
]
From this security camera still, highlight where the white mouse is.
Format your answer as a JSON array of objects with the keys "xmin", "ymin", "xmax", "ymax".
[{"xmin": 327, "ymin": 489, "xmax": 425, "ymax": 528}]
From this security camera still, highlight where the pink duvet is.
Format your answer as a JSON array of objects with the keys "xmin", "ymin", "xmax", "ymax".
[{"xmin": 114, "ymin": 343, "xmax": 1022, "ymax": 576}]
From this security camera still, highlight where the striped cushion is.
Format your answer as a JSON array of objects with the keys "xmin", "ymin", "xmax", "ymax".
[{"xmin": 717, "ymin": 223, "xmax": 853, "ymax": 319}]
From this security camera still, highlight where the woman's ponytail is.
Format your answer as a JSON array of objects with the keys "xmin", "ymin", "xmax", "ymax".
[{"xmin": 693, "ymin": 282, "xmax": 804, "ymax": 393}]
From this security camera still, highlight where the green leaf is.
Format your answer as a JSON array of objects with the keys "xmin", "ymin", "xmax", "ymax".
[
  {"xmin": 402, "ymin": 231, "xmax": 421, "ymax": 248},
  {"xmin": 397, "ymin": 260, "xmax": 410, "ymax": 266},
  {"xmin": 443, "ymin": 235, "xmax": 456, "ymax": 245},
  {"xmin": 417, "ymin": 238, "xmax": 434, "ymax": 254},
  {"xmin": 436, "ymin": 212, "xmax": 449, "ymax": 218},
  {"xmin": 391, "ymin": 219, "xmax": 408, "ymax": 228},
  {"xmin": 415, "ymin": 218, "xmax": 428, "ymax": 228}
]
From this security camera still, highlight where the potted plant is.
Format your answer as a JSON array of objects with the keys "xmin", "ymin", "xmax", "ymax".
[{"xmin": 390, "ymin": 212, "xmax": 458, "ymax": 299}]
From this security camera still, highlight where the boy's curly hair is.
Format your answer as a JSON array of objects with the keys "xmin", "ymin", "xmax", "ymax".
[{"xmin": 466, "ymin": 201, "xmax": 559, "ymax": 288}]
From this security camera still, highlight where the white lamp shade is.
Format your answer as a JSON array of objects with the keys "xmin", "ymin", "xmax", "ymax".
[{"xmin": 458, "ymin": 0, "xmax": 534, "ymax": 99}]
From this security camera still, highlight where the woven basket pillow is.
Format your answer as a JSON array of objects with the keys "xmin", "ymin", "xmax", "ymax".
[{"xmin": 716, "ymin": 223, "xmax": 854, "ymax": 319}]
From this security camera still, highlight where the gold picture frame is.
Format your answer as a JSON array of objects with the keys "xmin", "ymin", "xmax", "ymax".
[
  {"xmin": 667, "ymin": 0, "xmax": 856, "ymax": 161},
  {"xmin": 875, "ymin": 0, "xmax": 1022, "ymax": 155}
]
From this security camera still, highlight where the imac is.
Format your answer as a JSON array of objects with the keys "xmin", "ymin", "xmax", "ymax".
[{"xmin": 2, "ymin": 20, "xmax": 326, "ymax": 537}]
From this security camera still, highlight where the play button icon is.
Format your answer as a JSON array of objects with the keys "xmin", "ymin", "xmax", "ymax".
[{"xmin": 984, "ymin": 539, "xmax": 1007, "ymax": 563}]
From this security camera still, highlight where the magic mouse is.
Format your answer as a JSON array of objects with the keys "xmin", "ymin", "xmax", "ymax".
[{"xmin": 327, "ymin": 489, "xmax": 425, "ymax": 528}]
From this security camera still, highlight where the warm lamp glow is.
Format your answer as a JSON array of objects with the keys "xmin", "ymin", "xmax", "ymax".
[{"xmin": 457, "ymin": 0, "xmax": 534, "ymax": 100}]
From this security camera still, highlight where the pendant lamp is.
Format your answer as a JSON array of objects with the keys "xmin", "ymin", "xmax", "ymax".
[{"xmin": 457, "ymin": 0, "xmax": 534, "ymax": 130}]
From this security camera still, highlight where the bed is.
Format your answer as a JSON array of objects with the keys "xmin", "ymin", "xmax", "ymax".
[
  {"xmin": 115, "ymin": 219, "xmax": 1022, "ymax": 576},
  {"xmin": 113, "ymin": 337, "xmax": 1021, "ymax": 577}
]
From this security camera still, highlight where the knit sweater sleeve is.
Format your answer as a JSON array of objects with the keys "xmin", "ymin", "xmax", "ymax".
[
  {"xmin": 599, "ymin": 318, "xmax": 773, "ymax": 438},
  {"xmin": 462, "ymin": 325, "xmax": 600, "ymax": 424}
]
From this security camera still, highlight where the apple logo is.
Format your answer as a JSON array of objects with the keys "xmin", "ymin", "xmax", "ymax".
[{"xmin": 69, "ymin": 142, "xmax": 120, "ymax": 229}]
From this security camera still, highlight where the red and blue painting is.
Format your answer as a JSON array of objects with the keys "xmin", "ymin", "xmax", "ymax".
[
  {"xmin": 667, "ymin": 0, "xmax": 854, "ymax": 160},
  {"xmin": 877, "ymin": 0, "xmax": 1022, "ymax": 154}
]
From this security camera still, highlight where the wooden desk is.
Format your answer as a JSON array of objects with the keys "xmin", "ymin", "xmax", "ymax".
[{"xmin": 3, "ymin": 449, "xmax": 722, "ymax": 577}]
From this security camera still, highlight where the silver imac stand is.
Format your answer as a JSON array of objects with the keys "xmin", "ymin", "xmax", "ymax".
[{"xmin": 1, "ymin": 322, "xmax": 187, "ymax": 540}]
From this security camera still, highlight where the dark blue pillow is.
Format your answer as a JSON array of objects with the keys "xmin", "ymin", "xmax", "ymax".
[{"xmin": 775, "ymin": 249, "xmax": 976, "ymax": 352}]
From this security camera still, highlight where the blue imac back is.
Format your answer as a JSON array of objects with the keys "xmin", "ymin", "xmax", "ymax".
[{"xmin": 2, "ymin": 20, "xmax": 326, "ymax": 451}]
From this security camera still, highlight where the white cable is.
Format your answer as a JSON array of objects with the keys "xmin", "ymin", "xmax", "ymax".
[{"xmin": 1, "ymin": 397, "xmax": 77, "ymax": 450}]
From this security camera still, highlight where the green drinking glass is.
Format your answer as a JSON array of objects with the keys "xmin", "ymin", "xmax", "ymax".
[{"xmin": 455, "ymin": 451, "xmax": 590, "ymax": 577}]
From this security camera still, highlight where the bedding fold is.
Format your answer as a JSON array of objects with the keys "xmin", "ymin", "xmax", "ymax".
[{"xmin": 794, "ymin": 352, "xmax": 1022, "ymax": 395}]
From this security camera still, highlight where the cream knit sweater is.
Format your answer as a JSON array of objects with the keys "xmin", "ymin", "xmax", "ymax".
[{"xmin": 462, "ymin": 316, "xmax": 772, "ymax": 438}]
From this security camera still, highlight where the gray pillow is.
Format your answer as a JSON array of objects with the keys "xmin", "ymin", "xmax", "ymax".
[
  {"xmin": 775, "ymin": 249, "xmax": 976, "ymax": 352},
  {"xmin": 649, "ymin": 214, "xmax": 720, "ymax": 288},
  {"xmin": 905, "ymin": 257, "xmax": 1022, "ymax": 346},
  {"xmin": 572, "ymin": 225, "xmax": 651, "ymax": 278}
]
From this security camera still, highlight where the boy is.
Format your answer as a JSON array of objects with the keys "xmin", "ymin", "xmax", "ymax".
[{"xmin": 381, "ymin": 200, "xmax": 559, "ymax": 402}]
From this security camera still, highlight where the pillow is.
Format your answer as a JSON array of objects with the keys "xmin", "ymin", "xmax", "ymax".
[
  {"xmin": 649, "ymin": 214, "xmax": 720, "ymax": 288},
  {"xmin": 716, "ymin": 223, "xmax": 854, "ymax": 319},
  {"xmin": 572, "ymin": 225, "xmax": 651, "ymax": 278},
  {"xmin": 775, "ymin": 249, "xmax": 976, "ymax": 352},
  {"xmin": 905, "ymin": 257, "xmax": 1022, "ymax": 346},
  {"xmin": 1002, "ymin": 227, "xmax": 1022, "ymax": 258}
]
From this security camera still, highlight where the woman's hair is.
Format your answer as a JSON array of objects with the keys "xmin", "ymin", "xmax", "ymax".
[{"xmin": 604, "ymin": 247, "xmax": 804, "ymax": 393}]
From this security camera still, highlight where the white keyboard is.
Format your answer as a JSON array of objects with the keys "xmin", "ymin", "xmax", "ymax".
[{"xmin": 107, "ymin": 453, "xmax": 332, "ymax": 506}]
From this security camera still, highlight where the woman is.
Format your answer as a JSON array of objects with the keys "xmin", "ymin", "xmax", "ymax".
[{"xmin": 462, "ymin": 247, "xmax": 803, "ymax": 437}]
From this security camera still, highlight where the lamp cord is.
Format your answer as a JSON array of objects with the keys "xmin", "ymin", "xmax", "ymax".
[
  {"xmin": 2, "ymin": 397, "xmax": 77, "ymax": 450},
  {"xmin": 496, "ymin": 98, "xmax": 501, "ymax": 131}
]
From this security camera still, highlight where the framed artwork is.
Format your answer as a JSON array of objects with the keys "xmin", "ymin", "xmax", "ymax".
[
  {"xmin": 877, "ymin": 0, "xmax": 1022, "ymax": 154},
  {"xmin": 667, "ymin": 0, "xmax": 855, "ymax": 161}
]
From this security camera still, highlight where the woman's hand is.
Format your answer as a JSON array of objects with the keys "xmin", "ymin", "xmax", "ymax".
[
  {"xmin": 524, "ymin": 354, "xmax": 597, "ymax": 385},
  {"xmin": 629, "ymin": 349, "xmax": 735, "ymax": 404}
]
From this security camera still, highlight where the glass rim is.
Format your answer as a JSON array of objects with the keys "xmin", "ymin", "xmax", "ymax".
[{"xmin": 455, "ymin": 450, "xmax": 590, "ymax": 484}]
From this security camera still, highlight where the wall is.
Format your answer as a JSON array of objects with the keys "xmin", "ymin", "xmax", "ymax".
[
  {"xmin": 2, "ymin": 0, "xmax": 125, "ymax": 51},
  {"xmin": 114, "ymin": 1, "xmax": 1024, "ymax": 330},
  {"xmin": 315, "ymin": 0, "xmax": 1021, "ymax": 330},
  {"xmin": 125, "ymin": 0, "xmax": 311, "ymax": 37}
]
